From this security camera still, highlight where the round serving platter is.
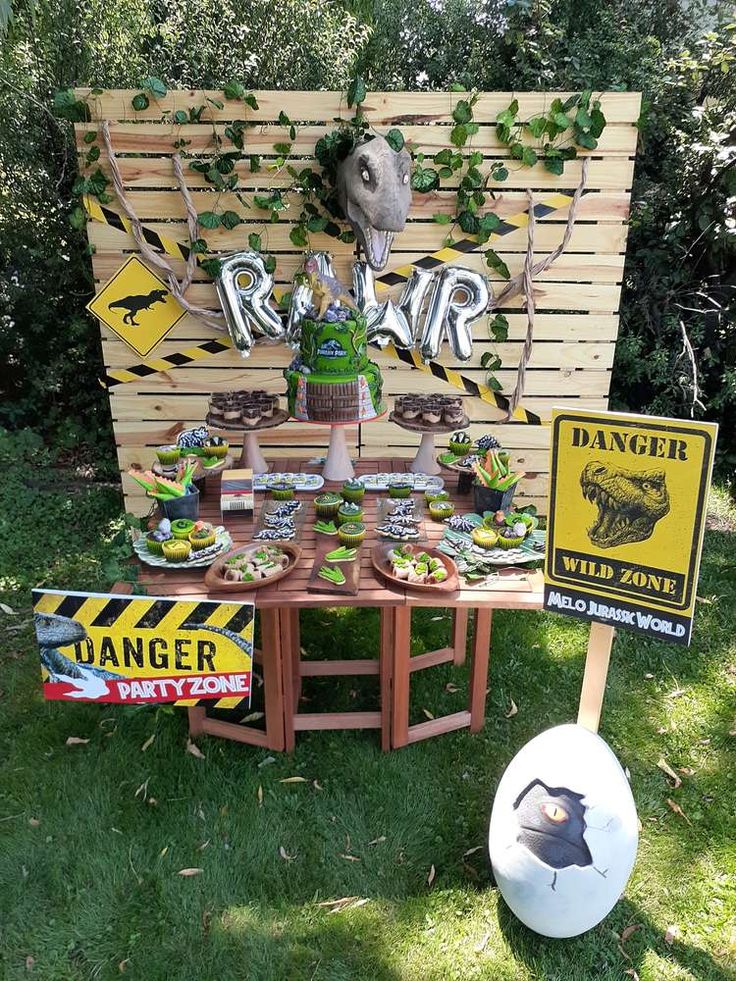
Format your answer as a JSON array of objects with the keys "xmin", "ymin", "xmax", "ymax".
[
  {"xmin": 371, "ymin": 543, "xmax": 459, "ymax": 593},
  {"xmin": 389, "ymin": 412, "xmax": 469, "ymax": 434},
  {"xmin": 204, "ymin": 541, "xmax": 302, "ymax": 591},
  {"xmin": 134, "ymin": 526, "xmax": 232, "ymax": 569}
]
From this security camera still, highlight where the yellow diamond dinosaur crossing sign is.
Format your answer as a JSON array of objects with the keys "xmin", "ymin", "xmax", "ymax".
[
  {"xmin": 87, "ymin": 255, "xmax": 185, "ymax": 356},
  {"xmin": 544, "ymin": 409, "xmax": 718, "ymax": 645},
  {"xmin": 32, "ymin": 590, "xmax": 254, "ymax": 707}
]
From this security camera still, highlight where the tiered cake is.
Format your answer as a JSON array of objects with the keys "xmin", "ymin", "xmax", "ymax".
[{"xmin": 284, "ymin": 308, "xmax": 383, "ymax": 423}]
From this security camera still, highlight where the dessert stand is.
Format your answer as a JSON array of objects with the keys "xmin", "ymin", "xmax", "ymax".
[
  {"xmin": 207, "ymin": 409, "xmax": 289, "ymax": 473},
  {"xmin": 297, "ymin": 409, "xmax": 386, "ymax": 482},
  {"xmin": 388, "ymin": 411, "xmax": 469, "ymax": 476}
]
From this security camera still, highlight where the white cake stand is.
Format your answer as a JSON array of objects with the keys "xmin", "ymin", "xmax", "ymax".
[
  {"xmin": 296, "ymin": 410, "xmax": 387, "ymax": 483},
  {"xmin": 207, "ymin": 410, "xmax": 289, "ymax": 473}
]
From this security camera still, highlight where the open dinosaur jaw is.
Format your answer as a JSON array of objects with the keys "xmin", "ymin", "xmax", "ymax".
[
  {"xmin": 582, "ymin": 481, "xmax": 656, "ymax": 549},
  {"xmin": 357, "ymin": 223, "xmax": 394, "ymax": 271}
]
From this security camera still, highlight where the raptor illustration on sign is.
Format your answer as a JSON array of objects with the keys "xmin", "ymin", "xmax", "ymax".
[{"xmin": 544, "ymin": 409, "xmax": 717, "ymax": 645}]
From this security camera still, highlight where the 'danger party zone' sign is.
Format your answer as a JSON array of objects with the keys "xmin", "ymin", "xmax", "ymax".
[
  {"xmin": 32, "ymin": 590, "xmax": 253, "ymax": 705},
  {"xmin": 544, "ymin": 409, "xmax": 717, "ymax": 645}
]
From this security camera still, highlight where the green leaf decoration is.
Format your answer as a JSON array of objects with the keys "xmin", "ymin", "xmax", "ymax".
[
  {"xmin": 69, "ymin": 207, "xmax": 87, "ymax": 230},
  {"xmin": 248, "ymin": 232, "xmax": 262, "ymax": 251},
  {"xmin": 487, "ymin": 376, "xmax": 503, "ymax": 391},
  {"xmin": 173, "ymin": 109, "xmax": 188, "ymax": 125},
  {"xmin": 83, "ymin": 131, "xmax": 97, "ymax": 144},
  {"xmin": 85, "ymin": 145, "xmax": 100, "ymax": 164},
  {"xmin": 544, "ymin": 157, "xmax": 564, "ymax": 176},
  {"xmin": 131, "ymin": 93, "xmax": 149, "ymax": 111},
  {"xmin": 249, "ymin": 154, "xmax": 261, "ymax": 172},
  {"xmin": 200, "ymin": 257, "xmax": 223, "ymax": 279},
  {"xmin": 289, "ymin": 225, "xmax": 309, "ymax": 247},
  {"xmin": 306, "ymin": 215, "xmax": 328, "ymax": 232},
  {"xmin": 198, "ymin": 211, "xmax": 222, "ymax": 229},
  {"xmin": 386, "ymin": 128, "xmax": 405, "ymax": 152},
  {"xmin": 433, "ymin": 214, "xmax": 452, "ymax": 225},
  {"xmin": 452, "ymin": 100, "xmax": 472, "ymax": 124},
  {"xmin": 273, "ymin": 142, "xmax": 292, "ymax": 155},
  {"xmin": 491, "ymin": 165, "xmax": 509, "ymax": 182},
  {"xmin": 87, "ymin": 167, "xmax": 108, "ymax": 196},
  {"xmin": 220, "ymin": 210, "xmax": 241, "ymax": 230},
  {"xmin": 411, "ymin": 166, "xmax": 440, "ymax": 192},
  {"xmin": 458, "ymin": 210, "xmax": 478, "ymax": 235},
  {"xmin": 576, "ymin": 132, "xmax": 598, "ymax": 150},
  {"xmin": 450, "ymin": 124, "xmax": 468, "ymax": 147},
  {"xmin": 244, "ymin": 94, "xmax": 259, "ymax": 111},
  {"xmin": 264, "ymin": 254, "xmax": 277, "ymax": 274},
  {"xmin": 190, "ymin": 238, "xmax": 208, "ymax": 254},
  {"xmin": 521, "ymin": 146, "xmax": 538, "ymax": 167},
  {"xmin": 142, "ymin": 77, "xmax": 167, "ymax": 98},
  {"xmin": 223, "ymin": 81, "xmax": 245, "ymax": 100},
  {"xmin": 485, "ymin": 249, "xmax": 511, "ymax": 280},
  {"xmin": 527, "ymin": 116, "xmax": 547, "ymax": 139},
  {"xmin": 489, "ymin": 313, "xmax": 509, "ymax": 342},
  {"xmin": 347, "ymin": 75, "xmax": 367, "ymax": 108}
]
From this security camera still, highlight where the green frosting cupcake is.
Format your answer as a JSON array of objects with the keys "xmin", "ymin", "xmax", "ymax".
[
  {"xmin": 429, "ymin": 501, "xmax": 455, "ymax": 521},
  {"xmin": 337, "ymin": 501, "xmax": 363, "ymax": 526},
  {"xmin": 337, "ymin": 521, "xmax": 366, "ymax": 545},
  {"xmin": 170, "ymin": 518, "xmax": 195, "ymax": 540},
  {"xmin": 314, "ymin": 492, "xmax": 342, "ymax": 518},
  {"xmin": 388, "ymin": 481, "xmax": 412, "ymax": 499},
  {"xmin": 425, "ymin": 489, "xmax": 450, "ymax": 503},
  {"xmin": 271, "ymin": 481, "xmax": 295, "ymax": 501},
  {"xmin": 156, "ymin": 444, "xmax": 180, "ymax": 465},
  {"xmin": 341, "ymin": 479, "xmax": 365, "ymax": 503}
]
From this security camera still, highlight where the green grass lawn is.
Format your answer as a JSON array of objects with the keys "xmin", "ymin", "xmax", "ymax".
[{"xmin": 0, "ymin": 430, "xmax": 734, "ymax": 981}]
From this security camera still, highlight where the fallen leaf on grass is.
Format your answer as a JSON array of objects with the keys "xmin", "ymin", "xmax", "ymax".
[
  {"xmin": 25, "ymin": 956, "xmax": 34, "ymax": 971},
  {"xmin": 625, "ymin": 970, "xmax": 640, "ymax": 981},
  {"xmin": 427, "ymin": 864, "xmax": 436, "ymax": 887},
  {"xmin": 257, "ymin": 785, "xmax": 263, "ymax": 807},
  {"xmin": 678, "ymin": 766, "xmax": 696, "ymax": 777},
  {"xmin": 317, "ymin": 896, "xmax": 357, "ymax": 908},
  {"xmin": 668, "ymin": 688, "xmax": 686, "ymax": 699},
  {"xmin": 186, "ymin": 739, "xmax": 205, "ymax": 760},
  {"xmin": 621, "ymin": 924, "xmax": 642, "ymax": 944},
  {"xmin": 279, "ymin": 846, "xmax": 295, "ymax": 861},
  {"xmin": 159, "ymin": 846, "xmax": 168, "ymax": 857},
  {"xmin": 279, "ymin": 776, "xmax": 308, "ymax": 784},
  {"xmin": 313, "ymin": 780, "xmax": 324, "ymax": 791},
  {"xmin": 28, "ymin": 818, "xmax": 40, "ymax": 828},
  {"xmin": 134, "ymin": 779, "xmax": 149, "ymax": 800},
  {"xmin": 118, "ymin": 959, "xmax": 129, "ymax": 973},
  {"xmin": 422, "ymin": 708, "xmax": 435, "ymax": 720},
  {"xmin": 258, "ymin": 756, "xmax": 276, "ymax": 768},
  {"xmin": 239, "ymin": 711, "xmax": 264, "ymax": 724},
  {"xmin": 657, "ymin": 757, "xmax": 682, "ymax": 788},
  {"xmin": 463, "ymin": 846, "xmax": 483, "ymax": 857},
  {"xmin": 177, "ymin": 868, "xmax": 203, "ymax": 876},
  {"xmin": 664, "ymin": 924, "xmax": 679, "ymax": 945},
  {"xmin": 140, "ymin": 733, "xmax": 156, "ymax": 752},
  {"xmin": 65, "ymin": 736, "xmax": 89, "ymax": 746},
  {"xmin": 202, "ymin": 909, "xmax": 211, "ymax": 936},
  {"xmin": 445, "ymin": 683, "xmax": 459, "ymax": 693},
  {"xmin": 0, "ymin": 602, "xmax": 17, "ymax": 615},
  {"xmin": 198, "ymin": 840, "xmax": 210, "ymax": 851},
  {"xmin": 474, "ymin": 932, "xmax": 490, "ymax": 953},
  {"xmin": 666, "ymin": 798, "xmax": 691, "ymax": 824},
  {"xmin": 368, "ymin": 836, "xmax": 386, "ymax": 846},
  {"xmin": 504, "ymin": 699, "xmax": 518, "ymax": 718},
  {"xmin": 339, "ymin": 853, "xmax": 361, "ymax": 862}
]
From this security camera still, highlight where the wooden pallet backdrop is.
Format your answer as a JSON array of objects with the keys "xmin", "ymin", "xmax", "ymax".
[{"xmin": 74, "ymin": 89, "xmax": 641, "ymax": 515}]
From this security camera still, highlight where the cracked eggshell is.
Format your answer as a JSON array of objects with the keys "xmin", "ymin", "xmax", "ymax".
[{"xmin": 488, "ymin": 723, "xmax": 638, "ymax": 938}]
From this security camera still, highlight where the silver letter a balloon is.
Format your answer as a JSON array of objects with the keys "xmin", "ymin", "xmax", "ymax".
[
  {"xmin": 286, "ymin": 252, "xmax": 335, "ymax": 347},
  {"xmin": 419, "ymin": 267, "xmax": 491, "ymax": 362},
  {"xmin": 216, "ymin": 252, "xmax": 284, "ymax": 357},
  {"xmin": 352, "ymin": 261, "xmax": 413, "ymax": 349}
]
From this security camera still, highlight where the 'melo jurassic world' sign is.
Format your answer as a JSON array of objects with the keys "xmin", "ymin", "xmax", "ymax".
[
  {"xmin": 544, "ymin": 410, "xmax": 718, "ymax": 645},
  {"xmin": 32, "ymin": 590, "xmax": 253, "ymax": 705}
]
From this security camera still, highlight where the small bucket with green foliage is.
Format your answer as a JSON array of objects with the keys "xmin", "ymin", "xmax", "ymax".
[{"xmin": 472, "ymin": 450, "xmax": 524, "ymax": 514}]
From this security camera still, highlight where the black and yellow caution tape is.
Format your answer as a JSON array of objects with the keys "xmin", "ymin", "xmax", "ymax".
[
  {"xmin": 84, "ymin": 195, "xmax": 194, "ymax": 262},
  {"xmin": 32, "ymin": 589, "xmax": 254, "ymax": 710},
  {"xmin": 379, "ymin": 343, "xmax": 542, "ymax": 425},
  {"xmin": 375, "ymin": 192, "xmax": 575, "ymax": 290},
  {"xmin": 105, "ymin": 337, "xmax": 235, "ymax": 387}
]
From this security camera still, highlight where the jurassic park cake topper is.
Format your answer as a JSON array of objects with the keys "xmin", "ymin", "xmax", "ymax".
[{"xmin": 544, "ymin": 408, "xmax": 718, "ymax": 645}]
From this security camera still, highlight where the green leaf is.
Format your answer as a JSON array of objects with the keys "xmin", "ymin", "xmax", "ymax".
[
  {"xmin": 468, "ymin": 151, "xmax": 483, "ymax": 168},
  {"xmin": 576, "ymin": 132, "xmax": 598, "ymax": 150},
  {"xmin": 198, "ymin": 211, "xmax": 222, "ymax": 229},
  {"xmin": 69, "ymin": 206, "xmax": 87, "ymax": 230},
  {"xmin": 190, "ymin": 238, "xmax": 208, "ymax": 254},
  {"xmin": 575, "ymin": 107, "xmax": 593, "ymax": 129},
  {"xmin": 223, "ymin": 81, "xmax": 246, "ymax": 100},
  {"xmin": 207, "ymin": 97, "xmax": 225, "ymax": 110},
  {"xmin": 220, "ymin": 210, "xmax": 241, "ymax": 230},
  {"xmin": 386, "ymin": 128, "xmax": 405, "ymax": 152},
  {"xmin": 248, "ymin": 232, "xmax": 262, "ymax": 251},
  {"xmin": 452, "ymin": 100, "xmax": 472, "ymax": 124},
  {"xmin": 264, "ymin": 254, "xmax": 276, "ymax": 274},
  {"xmin": 90, "ymin": 87, "xmax": 104, "ymax": 96},
  {"xmin": 554, "ymin": 112, "xmax": 571, "ymax": 130},
  {"xmin": 131, "ymin": 93, "xmax": 149, "ymax": 111},
  {"xmin": 273, "ymin": 142, "xmax": 292, "ymax": 155},
  {"xmin": 215, "ymin": 156, "xmax": 235, "ymax": 175},
  {"xmin": 561, "ymin": 95, "xmax": 579, "ymax": 112},
  {"xmin": 173, "ymin": 109, "xmax": 188, "ymax": 125},
  {"xmin": 433, "ymin": 213, "xmax": 452, "ymax": 225},
  {"xmin": 527, "ymin": 116, "xmax": 547, "ymax": 139},
  {"xmin": 489, "ymin": 314, "xmax": 509, "ymax": 341},
  {"xmin": 487, "ymin": 376, "xmax": 503, "ymax": 391},
  {"xmin": 142, "ymin": 77, "xmax": 167, "ymax": 98},
  {"xmin": 485, "ymin": 249, "xmax": 510, "ymax": 279},
  {"xmin": 544, "ymin": 157, "xmax": 564, "ymax": 176},
  {"xmin": 521, "ymin": 146, "xmax": 538, "ymax": 167},
  {"xmin": 249, "ymin": 154, "xmax": 261, "ymax": 172},
  {"xmin": 87, "ymin": 167, "xmax": 108, "ymax": 196},
  {"xmin": 306, "ymin": 215, "xmax": 328, "ymax": 233},
  {"xmin": 458, "ymin": 210, "xmax": 478, "ymax": 235},
  {"xmin": 434, "ymin": 148, "xmax": 453, "ymax": 166},
  {"xmin": 496, "ymin": 122, "xmax": 511, "ymax": 145},
  {"xmin": 480, "ymin": 352, "xmax": 502, "ymax": 371},
  {"xmin": 478, "ymin": 213, "xmax": 501, "ymax": 235},
  {"xmin": 200, "ymin": 257, "xmax": 223, "ymax": 278},
  {"xmin": 450, "ymin": 124, "xmax": 468, "ymax": 147},
  {"xmin": 289, "ymin": 225, "xmax": 308, "ymax": 247},
  {"xmin": 83, "ymin": 131, "xmax": 97, "ymax": 144},
  {"xmin": 449, "ymin": 82, "xmax": 466, "ymax": 92},
  {"xmin": 85, "ymin": 145, "xmax": 100, "ymax": 164},
  {"xmin": 509, "ymin": 142, "xmax": 524, "ymax": 160},
  {"xmin": 590, "ymin": 108, "xmax": 606, "ymax": 138},
  {"xmin": 411, "ymin": 166, "xmax": 440, "ymax": 192},
  {"xmin": 277, "ymin": 110, "xmax": 290, "ymax": 127},
  {"xmin": 244, "ymin": 93, "xmax": 259, "ymax": 111},
  {"xmin": 492, "ymin": 165, "xmax": 509, "ymax": 182},
  {"xmin": 347, "ymin": 75, "xmax": 367, "ymax": 108}
]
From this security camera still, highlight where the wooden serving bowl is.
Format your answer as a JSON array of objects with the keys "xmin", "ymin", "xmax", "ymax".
[
  {"xmin": 204, "ymin": 541, "xmax": 302, "ymax": 592},
  {"xmin": 371, "ymin": 543, "xmax": 459, "ymax": 593}
]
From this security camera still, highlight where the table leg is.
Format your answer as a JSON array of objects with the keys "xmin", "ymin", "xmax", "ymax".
[
  {"xmin": 260, "ymin": 607, "xmax": 286, "ymax": 751},
  {"xmin": 290, "ymin": 608, "xmax": 302, "ymax": 710},
  {"xmin": 577, "ymin": 622, "xmax": 615, "ymax": 733},
  {"xmin": 452, "ymin": 608, "xmax": 469, "ymax": 666},
  {"xmin": 379, "ymin": 608, "xmax": 394, "ymax": 752},
  {"xmin": 188, "ymin": 706, "xmax": 205, "ymax": 737},
  {"xmin": 469, "ymin": 608, "xmax": 493, "ymax": 733},
  {"xmin": 391, "ymin": 607, "xmax": 412, "ymax": 748}
]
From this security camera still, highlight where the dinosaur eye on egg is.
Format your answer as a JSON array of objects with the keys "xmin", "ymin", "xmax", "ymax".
[
  {"xmin": 540, "ymin": 801, "xmax": 569, "ymax": 824},
  {"xmin": 361, "ymin": 169, "xmax": 371, "ymax": 182}
]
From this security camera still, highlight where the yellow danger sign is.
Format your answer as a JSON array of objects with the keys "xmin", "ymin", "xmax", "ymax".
[
  {"xmin": 544, "ymin": 409, "xmax": 718, "ymax": 645},
  {"xmin": 87, "ymin": 255, "xmax": 185, "ymax": 356}
]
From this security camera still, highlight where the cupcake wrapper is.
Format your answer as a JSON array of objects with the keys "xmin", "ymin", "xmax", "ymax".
[
  {"xmin": 189, "ymin": 531, "xmax": 216, "ymax": 551},
  {"xmin": 206, "ymin": 445, "xmax": 229, "ymax": 459},
  {"xmin": 497, "ymin": 535, "xmax": 525, "ymax": 549},
  {"xmin": 388, "ymin": 488, "xmax": 411, "ymax": 498},
  {"xmin": 146, "ymin": 537, "xmax": 165, "ymax": 554},
  {"xmin": 162, "ymin": 544, "xmax": 192, "ymax": 562},
  {"xmin": 272, "ymin": 489, "xmax": 295, "ymax": 501},
  {"xmin": 315, "ymin": 503, "xmax": 341, "ymax": 518},
  {"xmin": 341, "ymin": 488, "xmax": 365, "ymax": 503},
  {"xmin": 338, "ymin": 529, "xmax": 366, "ymax": 545},
  {"xmin": 337, "ymin": 511, "xmax": 363, "ymax": 526},
  {"xmin": 156, "ymin": 449, "xmax": 180, "ymax": 464}
]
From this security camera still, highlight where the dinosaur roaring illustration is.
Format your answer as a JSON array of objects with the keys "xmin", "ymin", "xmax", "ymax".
[
  {"xmin": 303, "ymin": 258, "xmax": 359, "ymax": 318},
  {"xmin": 108, "ymin": 288, "xmax": 168, "ymax": 326},
  {"xmin": 33, "ymin": 612, "xmax": 120, "ymax": 699},
  {"xmin": 336, "ymin": 135, "xmax": 412, "ymax": 271},
  {"xmin": 580, "ymin": 461, "xmax": 670, "ymax": 549}
]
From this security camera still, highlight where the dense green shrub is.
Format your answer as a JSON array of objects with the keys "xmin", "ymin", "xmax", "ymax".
[{"xmin": 0, "ymin": 0, "xmax": 734, "ymax": 473}]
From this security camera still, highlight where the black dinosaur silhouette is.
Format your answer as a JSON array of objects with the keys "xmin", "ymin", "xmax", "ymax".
[{"xmin": 108, "ymin": 288, "xmax": 168, "ymax": 326}]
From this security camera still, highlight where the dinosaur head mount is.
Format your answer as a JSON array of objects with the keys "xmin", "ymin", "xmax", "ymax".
[
  {"xmin": 581, "ymin": 461, "xmax": 671, "ymax": 549},
  {"xmin": 336, "ymin": 135, "xmax": 412, "ymax": 271}
]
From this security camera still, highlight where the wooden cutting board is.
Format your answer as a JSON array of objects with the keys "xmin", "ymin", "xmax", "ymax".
[{"xmin": 306, "ymin": 535, "xmax": 361, "ymax": 595}]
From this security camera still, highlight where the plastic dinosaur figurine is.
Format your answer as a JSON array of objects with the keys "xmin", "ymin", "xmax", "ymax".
[{"xmin": 303, "ymin": 257, "xmax": 359, "ymax": 319}]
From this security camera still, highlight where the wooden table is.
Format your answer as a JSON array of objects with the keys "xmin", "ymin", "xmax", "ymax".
[{"xmin": 122, "ymin": 457, "xmax": 547, "ymax": 751}]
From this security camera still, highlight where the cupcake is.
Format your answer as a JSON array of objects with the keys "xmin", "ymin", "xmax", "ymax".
[
  {"xmin": 170, "ymin": 518, "xmax": 195, "ymax": 540},
  {"xmin": 156, "ymin": 444, "xmax": 180, "ymax": 465},
  {"xmin": 341, "ymin": 478, "xmax": 365, "ymax": 503},
  {"xmin": 271, "ymin": 481, "xmax": 295, "ymax": 501},
  {"xmin": 314, "ymin": 491, "xmax": 342, "ymax": 518},
  {"xmin": 429, "ymin": 501, "xmax": 455, "ymax": 521},
  {"xmin": 425, "ymin": 489, "xmax": 450, "ymax": 503},
  {"xmin": 448, "ymin": 431, "xmax": 472, "ymax": 456},
  {"xmin": 189, "ymin": 521, "xmax": 216, "ymax": 551},
  {"xmin": 337, "ymin": 501, "xmax": 363, "ymax": 526},
  {"xmin": 338, "ymin": 521, "xmax": 366, "ymax": 546},
  {"xmin": 162, "ymin": 539, "xmax": 192, "ymax": 563},
  {"xmin": 496, "ymin": 528, "xmax": 525, "ymax": 549},
  {"xmin": 203, "ymin": 435, "xmax": 229, "ymax": 460},
  {"xmin": 146, "ymin": 517, "xmax": 172, "ymax": 554},
  {"xmin": 388, "ymin": 481, "xmax": 412, "ymax": 499},
  {"xmin": 471, "ymin": 527, "xmax": 499, "ymax": 549}
]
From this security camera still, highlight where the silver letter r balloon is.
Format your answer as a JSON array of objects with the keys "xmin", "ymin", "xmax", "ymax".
[
  {"xmin": 216, "ymin": 252, "xmax": 284, "ymax": 357},
  {"xmin": 419, "ymin": 267, "xmax": 491, "ymax": 362}
]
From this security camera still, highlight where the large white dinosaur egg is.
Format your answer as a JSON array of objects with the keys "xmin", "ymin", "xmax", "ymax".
[{"xmin": 488, "ymin": 724, "xmax": 638, "ymax": 938}]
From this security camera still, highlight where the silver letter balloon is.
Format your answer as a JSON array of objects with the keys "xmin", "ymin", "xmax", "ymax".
[
  {"xmin": 419, "ymin": 267, "xmax": 491, "ymax": 362},
  {"xmin": 352, "ymin": 261, "xmax": 413, "ymax": 349},
  {"xmin": 286, "ymin": 252, "xmax": 336, "ymax": 347},
  {"xmin": 216, "ymin": 252, "xmax": 284, "ymax": 356}
]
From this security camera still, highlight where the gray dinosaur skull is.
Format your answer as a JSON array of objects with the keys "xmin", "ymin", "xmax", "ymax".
[{"xmin": 336, "ymin": 135, "xmax": 412, "ymax": 271}]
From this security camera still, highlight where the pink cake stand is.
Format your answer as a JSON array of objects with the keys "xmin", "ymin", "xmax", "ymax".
[
  {"xmin": 294, "ymin": 410, "xmax": 387, "ymax": 482},
  {"xmin": 388, "ymin": 411, "xmax": 470, "ymax": 476},
  {"xmin": 206, "ymin": 409, "xmax": 289, "ymax": 473}
]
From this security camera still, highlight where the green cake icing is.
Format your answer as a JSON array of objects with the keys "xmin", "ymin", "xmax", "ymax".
[{"xmin": 285, "ymin": 308, "xmax": 384, "ymax": 423}]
